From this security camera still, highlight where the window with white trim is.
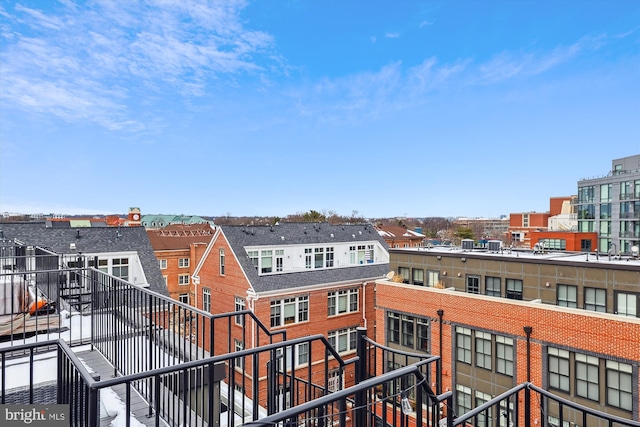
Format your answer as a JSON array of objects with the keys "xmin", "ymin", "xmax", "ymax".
[
  {"xmin": 485, "ymin": 276, "xmax": 501, "ymax": 297},
  {"xmin": 325, "ymin": 247, "xmax": 334, "ymax": 267},
  {"xmin": 178, "ymin": 258, "xmax": 189, "ymax": 268},
  {"xmin": 475, "ymin": 391, "xmax": 492, "ymax": 427},
  {"xmin": 328, "ymin": 289, "xmax": 358, "ymax": 316},
  {"xmin": 475, "ymin": 331, "xmax": 492, "ymax": 370},
  {"xmin": 615, "ymin": 292, "xmax": 638, "ymax": 317},
  {"xmin": 202, "ymin": 288, "xmax": 211, "ymax": 312},
  {"xmin": 456, "ymin": 384, "xmax": 472, "ymax": 416},
  {"xmin": 427, "ymin": 270, "xmax": 439, "ymax": 287},
  {"xmin": 297, "ymin": 342, "xmax": 309, "ymax": 366},
  {"xmin": 270, "ymin": 296, "xmax": 309, "ymax": 327},
  {"xmin": 328, "ymin": 327, "xmax": 357, "ymax": 354},
  {"xmin": 548, "ymin": 347, "xmax": 570, "ymax": 392},
  {"xmin": 112, "ymin": 258, "xmax": 129, "ymax": 281},
  {"xmin": 235, "ymin": 296, "xmax": 245, "ymax": 325},
  {"xmin": 305, "ymin": 248, "xmax": 312, "ymax": 269},
  {"xmin": 576, "ymin": 354, "xmax": 599, "ymax": 401},
  {"xmin": 456, "ymin": 327, "xmax": 471, "ymax": 364},
  {"xmin": 466, "ymin": 275, "xmax": 480, "ymax": 294},
  {"xmin": 387, "ymin": 312, "xmax": 400, "ymax": 344},
  {"xmin": 557, "ymin": 284, "xmax": 577, "ymax": 308},
  {"xmin": 606, "ymin": 360, "xmax": 632, "ymax": 411},
  {"xmin": 178, "ymin": 274, "xmax": 189, "ymax": 285},
  {"xmin": 506, "ymin": 278, "xmax": 523, "ymax": 300},
  {"xmin": 234, "ymin": 339, "xmax": 244, "ymax": 369},
  {"xmin": 584, "ymin": 288, "xmax": 606, "ymax": 312},
  {"xmin": 314, "ymin": 247, "xmax": 324, "ymax": 268},
  {"xmin": 496, "ymin": 336, "xmax": 514, "ymax": 376},
  {"xmin": 261, "ymin": 250, "xmax": 273, "ymax": 273},
  {"xmin": 248, "ymin": 250, "xmax": 258, "ymax": 269},
  {"xmin": 159, "ymin": 259, "xmax": 167, "ymax": 269},
  {"xmin": 179, "ymin": 293, "xmax": 189, "ymax": 304},
  {"xmin": 275, "ymin": 249, "xmax": 284, "ymax": 272},
  {"xmin": 219, "ymin": 249, "xmax": 225, "ymax": 275}
]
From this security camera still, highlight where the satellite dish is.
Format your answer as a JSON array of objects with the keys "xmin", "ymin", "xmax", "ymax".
[{"xmin": 386, "ymin": 271, "xmax": 395, "ymax": 280}]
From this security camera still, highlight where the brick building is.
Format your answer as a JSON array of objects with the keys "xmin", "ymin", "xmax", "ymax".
[
  {"xmin": 381, "ymin": 246, "xmax": 640, "ymax": 422},
  {"xmin": 375, "ymin": 224, "xmax": 426, "ymax": 248},
  {"xmin": 191, "ymin": 222, "xmax": 390, "ymax": 402},
  {"xmin": 147, "ymin": 223, "xmax": 214, "ymax": 302}
]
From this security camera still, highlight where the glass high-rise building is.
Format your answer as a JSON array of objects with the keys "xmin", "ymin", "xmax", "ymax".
[{"xmin": 577, "ymin": 155, "xmax": 640, "ymax": 255}]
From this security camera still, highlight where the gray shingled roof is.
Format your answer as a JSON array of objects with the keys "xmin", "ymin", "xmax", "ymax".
[
  {"xmin": 221, "ymin": 222, "xmax": 390, "ymax": 293},
  {"xmin": 0, "ymin": 222, "xmax": 168, "ymax": 296}
]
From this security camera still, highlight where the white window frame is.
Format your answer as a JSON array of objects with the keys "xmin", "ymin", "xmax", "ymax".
[
  {"xmin": 159, "ymin": 259, "xmax": 167, "ymax": 269},
  {"xmin": 178, "ymin": 258, "xmax": 190, "ymax": 268},
  {"xmin": 548, "ymin": 347, "xmax": 570, "ymax": 392},
  {"xmin": 202, "ymin": 288, "xmax": 211, "ymax": 312},
  {"xmin": 456, "ymin": 327, "xmax": 471, "ymax": 364},
  {"xmin": 235, "ymin": 296, "xmax": 245, "ymax": 326},
  {"xmin": 328, "ymin": 327, "xmax": 357, "ymax": 354},
  {"xmin": 328, "ymin": 288, "xmax": 358, "ymax": 316},
  {"xmin": 606, "ymin": 360, "xmax": 632, "ymax": 411},
  {"xmin": 179, "ymin": 293, "xmax": 189, "ymax": 304},
  {"xmin": 178, "ymin": 274, "xmax": 190, "ymax": 285},
  {"xmin": 496, "ymin": 336, "xmax": 514, "ymax": 376},
  {"xmin": 270, "ymin": 296, "xmax": 309, "ymax": 328},
  {"xmin": 475, "ymin": 331, "xmax": 492, "ymax": 370},
  {"xmin": 219, "ymin": 249, "xmax": 225, "ymax": 275}
]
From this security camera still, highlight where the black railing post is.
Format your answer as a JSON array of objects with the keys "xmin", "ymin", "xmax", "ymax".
[
  {"xmin": 525, "ymin": 385, "xmax": 531, "ymax": 427},
  {"xmin": 446, "ymin": 393, "xmax": 454, "ymax": 427},
  {"xmin": 437, "ymin": 309, "xmax": 444, "ymax": 395},
  {"xmin": 355, "ymin": 326, "xmax": 367, "ymax": 427},
  {"xmin": 148, "ymin": 293, "xmax": 154, "ymax": 418},
  {"xmin": 88, "ymin": 385, "xmax": 99, "ymax": 427}
]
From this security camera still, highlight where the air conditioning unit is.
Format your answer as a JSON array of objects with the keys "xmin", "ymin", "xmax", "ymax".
[
  {"xmin": 487, "ymin": 240, "xmax": 502, "ymax": 253},
  {"xmin": 461, "ymin": 239, "xmax": 474, "ymax": 251}
]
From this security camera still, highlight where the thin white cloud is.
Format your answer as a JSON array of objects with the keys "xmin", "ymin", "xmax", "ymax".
[
  {"xmin": 14, "ymin": 4, "xmax": 64, "ymax": 30},
  {"xmin": 477, "ymin": 35, "xmax": 605, "ymax": 84},
  {"xmin": 1, "ymin": 0, "xmax": 277, "ymax": 133},
  {"xmin": 419, "ymin": 20, "xmax": 433, "ymax": 28},
  {"xmin": 385, "ymin": 32, "xmax": 400, "ymax": 39},
  {"xmin": 288, "ymin": 33, "xmax": 611, "ymax": 124}
]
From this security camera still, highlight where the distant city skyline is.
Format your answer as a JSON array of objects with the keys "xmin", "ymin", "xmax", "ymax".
[{"xmin": 1, "ymin": 1, "xmax": 638, "ymax": 218}]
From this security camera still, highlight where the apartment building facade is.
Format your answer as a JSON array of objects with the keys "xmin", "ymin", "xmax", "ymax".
[
  {"xmin": 380, "ymin": 247, "xmax": 640, "ymax": 423},
  {"xmin": 191, "ymin": 222, "xmax": 390, "ymax": 402},
  {"xmin": 147, "ymin": 223, "xmax": 214, "ymax": 302},
  {"xmin": 577, "ymin": 154, "xmax": 640, "ymax": 255}
]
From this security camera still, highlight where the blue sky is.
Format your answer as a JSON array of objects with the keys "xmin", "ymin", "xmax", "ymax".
[{"xmin": 1, "ymin": 0, "xmax": 638, "ymax": 219}]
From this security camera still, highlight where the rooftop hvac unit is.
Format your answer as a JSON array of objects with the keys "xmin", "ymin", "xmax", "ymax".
[
  {"xmin": 461, "ymin": 239, "xmax": 474, "ymax": 251},
  {"xmin": 487, "ymin": 240, "xmax": 502, "ymax": 253}
]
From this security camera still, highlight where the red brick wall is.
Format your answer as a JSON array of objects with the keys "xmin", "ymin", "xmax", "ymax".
[{"xmin": 374, "ymin": 281, "xmax": 640, "ymax": 419}]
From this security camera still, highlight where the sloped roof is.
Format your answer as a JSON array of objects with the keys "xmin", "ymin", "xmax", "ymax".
[
  {"xmin": 221, "ymin": 222, "xmax": 390, "ymax": 293},
  {"xmin": 374, "ymin": 224, "xmax": 425, "ymax": 239},
  {"xmin": 141, "ymin": 215, "xmax": 213, "ymax": 227},
  {"xmin": 147, "ymin": 223, "xmax": 214, "ymax": 251},
  {"xmin": 0, "ymin": 222, "xmax": 168, "ymax": 296}
]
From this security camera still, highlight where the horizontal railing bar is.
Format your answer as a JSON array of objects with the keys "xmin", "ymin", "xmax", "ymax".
[
  {"xmin": 243, "ymin": 363, "xmax": 434, "ymax": 426},
  {"xmin": 452, "ymin": 382, "xmax": 528, "ymax": 426},
  {"xmin": 91, "ymin": 334, "xmax": 347, "ymax": 390},
  {"xmin": 528, "ymin": 383, "xmax": 640, "ymax": 427}
]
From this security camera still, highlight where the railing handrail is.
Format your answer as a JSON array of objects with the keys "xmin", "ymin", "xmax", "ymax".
[
  {"xmin": 243, "ymin": 362, "xmax": 435, "ymax": 427},
  {"xmin": 90, "ymin": 333, "xmax": 349, "ymax": 390},
  {"xmin": 363, "ymin": 335, "xmax": 437, "ymax": 360},
  {"xmin": 528, "ymin": 383, "xmax": 640, "ymax": 427},
  {"xmin": 451, "ymin": 382, "xmax": 528, "ymax": 426}
]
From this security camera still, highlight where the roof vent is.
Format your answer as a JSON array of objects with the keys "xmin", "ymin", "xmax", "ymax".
[{"xmin": 330, "ymin": 233, "xmax": 334, "ymax": 238}]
